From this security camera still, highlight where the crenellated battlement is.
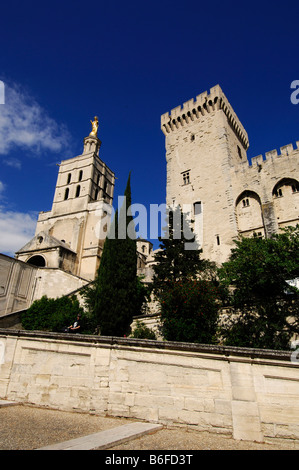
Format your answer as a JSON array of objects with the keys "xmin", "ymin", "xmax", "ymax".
[
  {"xmin": 161, "ymin": 84, "xmax": 249, "ymax": 150},
  {"xmin": 250, "ymin": 141, "xmax": 299, "ymax": 168}
]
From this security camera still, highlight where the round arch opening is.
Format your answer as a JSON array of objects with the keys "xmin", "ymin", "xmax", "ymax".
[
  {"xmin": 26, "ymin": 255, "xmax": 46, "ymax": 267},
  {"xmin": 272, "ymin": 177, "xmax": 299, "ymax": 198}
]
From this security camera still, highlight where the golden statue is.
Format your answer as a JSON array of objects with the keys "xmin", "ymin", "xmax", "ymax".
[{"xmin": 90, "ymin": 116, "xmax": 99, "ymax": 137}]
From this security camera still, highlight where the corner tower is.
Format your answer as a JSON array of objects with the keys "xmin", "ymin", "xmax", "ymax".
[
  {"xmin": 161, "ymin": 85, "xmax": 249, "ymax": 264},
  {"xmin": 16, "ymin": 118, "xmax": 115, "ymax": 280}
]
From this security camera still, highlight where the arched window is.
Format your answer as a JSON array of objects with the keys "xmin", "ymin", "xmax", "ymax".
[
  {"xmin": 26, "ymin": 255, "xmax": 46, "ymax": 267},
  {"xmin": 94, "ymin": 188, "xmax": 99, "ymax": 200},
  {"xmin": 272, "ymin": 178, "xmax": 299, "ymax": 225},
  {"xmin": 64, "ymin": 188, "xmax": 69, "ymax": 200},
  {"xmin": 75, "ymin": 185, "xmax": 81, "ymax": 198},
  {"xmin": 235, "ymin": 190, "xmax": 263, "ymax": 234},
  {"xmin": 79, "ymin": 170, "xmax": 83, "ymax": 181},
  {"xmin": 67, "ymin": 173, "xmax": 72, "ymax": 184},
  {"xmin": 272, "ymin": 178, "xmax": 299, "ymax": 198}
]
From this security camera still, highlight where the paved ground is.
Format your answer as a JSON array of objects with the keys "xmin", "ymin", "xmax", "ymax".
[{"xmin": 0, "ymin": 403, "xmax": 297, "ymax": 451}]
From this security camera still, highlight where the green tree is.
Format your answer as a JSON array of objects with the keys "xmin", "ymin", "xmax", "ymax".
[
  {"xmin": 152, "ymin": 206, "xmax": 208, "ymax": 290},
  {"xmin": 218, "ymin": 226, "xmax": 299, "ymax": 350},
  {"xmin": 22, "ymin": 295, "xmax": 85, "ymax": 332},
  {"xmin": 92, "ymin": 173, "xmax": 146, "ymax": 336},
  {"xmin": 152, "ymin": 205, "xmax": 220, "ymax": 343},
  {"xmin": 160, "ymin": 279, "xmax": 220, "ymax": 343},
  {"xmin": 131, "ymin": 320, "xmax": 157, "ymax": 340}
]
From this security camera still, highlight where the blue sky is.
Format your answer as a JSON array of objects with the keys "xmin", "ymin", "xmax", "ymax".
[{"xmin": 0, "ymin": 0, "xmax": 298, "ymax": 254}]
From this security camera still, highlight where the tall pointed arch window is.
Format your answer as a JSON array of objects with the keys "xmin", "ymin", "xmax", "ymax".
[{"xmin": 75, "ymin": 185, "xmax": 81, "ymax": 198}]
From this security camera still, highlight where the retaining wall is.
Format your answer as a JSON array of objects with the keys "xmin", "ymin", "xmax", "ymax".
[{"xmin": 0, "ymin": 329, "xmax": 299, "ymax": 444}]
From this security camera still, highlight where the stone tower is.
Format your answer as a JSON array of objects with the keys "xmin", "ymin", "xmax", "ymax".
[
  {"xmin": 16, "ymin": 125, "xmax": 115, "ymax": 281},
  {"xmin": 161, "ymin": 85, "xmax": 299, "ymax": 264}
]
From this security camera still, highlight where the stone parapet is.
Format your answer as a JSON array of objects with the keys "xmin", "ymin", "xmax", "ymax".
[
  {"xmin": 250, "ymin": 141, "xmax": 299, "ymax": 167},
  {"xmin": 0, "ymin": 329, "xmax": 299, "ymax": 444},
  {"xmin": 161, "ymin": 84, "xmax": 249, "ymax": 150}
]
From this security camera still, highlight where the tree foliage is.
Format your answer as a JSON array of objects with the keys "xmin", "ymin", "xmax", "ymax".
[
  {"xmin": 152, "ymin": 206, "xmax": 210, "ymax": 289},
  {"xmin": 218, "ymin": 226, "xmax": 299, "ymax": 350},
  {"xmin": 131, "ymin": 320, "xmax": 157, "ymax": 340},
  {"xmin": 152, "ymin": 205, "xmax": 220, "ymax": 343},
  {"xmin": 91, "ymin": 174, "xmax": 146, "ymax": 336},
  {"xmin": 160, "ymin": 279, "xmax": 220, "ymax": 343},
  {"xmin": 21, "ymin": 295, "xmax": 85, "ymax": 332}
]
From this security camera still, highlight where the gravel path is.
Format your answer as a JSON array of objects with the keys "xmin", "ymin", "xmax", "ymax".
[
  {"xmin": 0, "ymin": 405, "xmax": 131, "ymax": 450},
  {"xmin": 0, "ymin": 405, "xmax": 297, "ymax": 450}
]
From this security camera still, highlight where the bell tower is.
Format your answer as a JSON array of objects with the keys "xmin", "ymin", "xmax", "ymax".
[{"xmin": 16, "ymin": 118, "xmax": 115, "ymax": 281}]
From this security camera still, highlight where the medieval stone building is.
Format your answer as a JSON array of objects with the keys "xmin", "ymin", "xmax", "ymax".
[
  {"xmin": 1, "ymin": 86, "xmax": 298, "ymax": 318},
  {"xmin": 161, "ymin": 84, "xmax": 299, "ymax": 264},
  {"xmin": 0, "ymin": 124, "xmax": 116, "ymax": 316}
]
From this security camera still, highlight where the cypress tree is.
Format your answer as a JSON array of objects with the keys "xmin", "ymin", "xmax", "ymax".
[
  {"xmin": 152, "ymin": 205, "xmax": 205, "ymax": 292},
  {"xmin": 94, "ymin": 173, "xmax": 141, "ymax": 336}
]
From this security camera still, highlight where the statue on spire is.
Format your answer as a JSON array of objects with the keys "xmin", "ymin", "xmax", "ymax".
[{"xmin": 89, "ymin": 116, "xmax": 99, "ymax": 137}]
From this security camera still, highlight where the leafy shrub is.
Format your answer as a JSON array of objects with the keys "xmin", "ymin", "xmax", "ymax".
[
  {"xmin": 218, "ymin": 226, "xmax": 299, "ymax": 350},
  {"xmin": 160, "ymin": 279, "xmax": 220, "ymax": 344},
  {"xmin": 22, "ymin": 295, "xmax": 85, "ymax": 332},
  {"xmin": 131, "ymin": 320, "xmax": 157, "ymax": 340}
]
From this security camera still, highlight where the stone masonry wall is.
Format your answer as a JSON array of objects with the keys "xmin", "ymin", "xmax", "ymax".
[
  {"xmin": 161, "ymin": 85, "xmax": 299, "ymax": 264},
  {"xmin": 0, "ymin": 329, "xmax": 299, "ymax": 444},
  {"xmin": 0, "ymin": 255, "xmax": 88, "ymax": 317},
  {"xmin": 0, "ymin": 255, "xmax": 37, "ymax": 316}
]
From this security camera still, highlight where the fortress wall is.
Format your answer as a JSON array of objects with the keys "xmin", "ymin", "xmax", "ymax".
[
  {"xmin": 161, "ymin": 85, "xmax": 299, "ymax": 262},
  {"xmin": 1, "ymin": 329, "xmax": 299, "ymax": 444}
]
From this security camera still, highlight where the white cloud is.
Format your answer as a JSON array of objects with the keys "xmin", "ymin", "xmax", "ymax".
[
  {"xmin": 3, "ymin": 157, "xmax": 22, "ymax": 169},
  {"xmin": 0, "ymin": 83, "xmax": 72, "ymax": 256},
  {"xmin": 0, "ymin": 82, "xmax": 71, "ymax": 155},
  {"xmin": 0, "ymin": 207, "xmax": 37, "ymax": 256},
  {"xmin": 0, "ymin": 83, "xmax": 72, "ymax": 255},
  {"xmin": 0, "ymin": 183, "xmax": 37, "ymax": 255}
]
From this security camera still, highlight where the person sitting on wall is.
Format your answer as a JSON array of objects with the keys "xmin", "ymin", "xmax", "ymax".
[{"xmin": 67, "ymin": 315, "xmax": 81, "ymax": 333}]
